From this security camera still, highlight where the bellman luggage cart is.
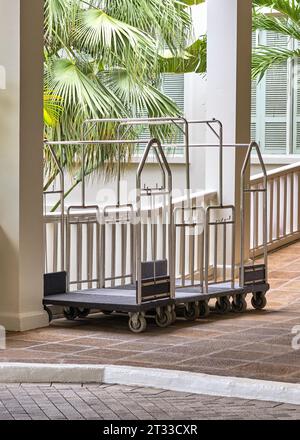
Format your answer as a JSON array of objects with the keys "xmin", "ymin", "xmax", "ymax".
[
  {"xmin": 172, "ymin": 119, "xmax": 245, "ymax": 319},
  {"xmin": 43, "ymin": 143, "xmax": 66, "ymax": 322},
  {"xmin": 43, "ymin": 137, "xmax": 175, "ymax": 333},
  {"xmin": 80, "ymin": 117, "xmax": 270, "ymax": 319},
  {"xmin": 240, "ymin": 141, "xmax": 270, "ymax": 309}
]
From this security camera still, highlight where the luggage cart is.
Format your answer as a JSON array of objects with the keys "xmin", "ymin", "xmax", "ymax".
[
  {"xmin": 43, "ymin": 137, "xmax": 175, "ymax": 333},
  {"xmin": 174, "ymin": 126, "xmax": 269, "ymax": 318},
  {"xmin": 43, "ymin": 118, "xmax": 270, "ymax": 331},
  {"xmin": 83, "ymin": 117, "xmax": 270, "ymax": 319},
  {"xmin": 240, "ymin": 141, "xmax": 269, "ymax": 309},
  {"xmin": 170, "ymin": 119, "xmax": 244, "ymax": 319},
  {"xmin": 43, "ymin": 144, "xmax": 66, "ymax": 322}
]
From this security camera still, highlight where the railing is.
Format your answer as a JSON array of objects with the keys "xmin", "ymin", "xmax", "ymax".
[
  {"xmin": 250, "ymin": 162, "xmax": 300, "ymax": 256},
  {"xmin": 44, "ymin": 190, "xmax": 218, "ymax": 289}
]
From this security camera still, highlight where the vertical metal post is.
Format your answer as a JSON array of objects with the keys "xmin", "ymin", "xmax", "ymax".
[{"xmin": 47, "ymin": 144, "xmax": 65, "ymax": 271}]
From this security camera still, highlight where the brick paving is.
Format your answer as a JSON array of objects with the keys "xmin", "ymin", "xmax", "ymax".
[
  {"xmin": 1, "ymin": 241, "xmax": 300, "ymax": 383},
  {"xmin": 0, "ymin": 383, "xmax": 299, "ymax": 420}
]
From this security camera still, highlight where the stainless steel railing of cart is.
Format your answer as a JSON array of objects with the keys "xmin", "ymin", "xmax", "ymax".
[
  {"xmin": 44, "ymin": 136, "xmax": 175, "ymax": 304},
  {"xmin": 44, "ymin": 118, "xmax": 269, "ymax": 297}
]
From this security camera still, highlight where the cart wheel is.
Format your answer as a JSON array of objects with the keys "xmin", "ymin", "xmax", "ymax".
[
  {"xmin": 199, "ymin": 301, "xmax": 210, "ymax": 318},
  {"xmin": 77, "ymin": 308, "xmax": 90, "ymax": 318},
  {"xmin": 63, "ymin": 307, "xmax": 78, "ymax": 321},
  {"xmin": 155, "ymin": 307, "xmax": 173, "ymax": 328},
  {"xmin": 232, "ymin": 295, "xmax": 247, "ymax": 313},
  {"xmin": 251, "ymin": 292, "xmax": 267, "ymax": 310},
  {"xmin": 183, "ymin": 302, "xmax": 200, "ymax": 321},
  {"xmin": 44, "ymin": 305, "xmax": 53, "ymax": 323},
  {"xmin": 215, "ymin": 297, "xmax": 231, "ymax": 314},
  {"xmin": 128, "ymin": 313, "xmax": 147, "ymax": 333}
]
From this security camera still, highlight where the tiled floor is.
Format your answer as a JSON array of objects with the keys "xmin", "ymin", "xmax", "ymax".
[
  {"xmin": 0, "ymin": 383, "xmax": 299, "ymax": 420},
  {"xmin": 2, "ymin": 241, "xmax": 300, "ymax": 383}
]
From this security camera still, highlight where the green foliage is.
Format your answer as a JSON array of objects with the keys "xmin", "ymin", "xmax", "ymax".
[
  {"xmin": 252, "ymin": 0, "xmax": 300, "ymax": 79},
  {"xmin": 44, "ymin": 0, "xmax": 205, "ymax": 195}
]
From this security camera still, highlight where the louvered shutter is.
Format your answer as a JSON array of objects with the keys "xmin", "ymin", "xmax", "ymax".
[
  {"xmin": 251, "ymin": 32, "xmax": 258, "ymax": 142},
  {"xmin": 263, "ymin": 31, "xmax": 288, "ymax": 153},
  {"xmin": 137, "ymin": 74, "xmax": 185, "ymax": 155},
  {"xmin": 252, "ymin": 29, "xmax": 289, "ymax": 154},
  {"xmin": 161, "ymin": 73, "xmax": 185, "ymax": 113},
  {"xmin": 161, "ymin": 73, "xmax": 185, "ymax": 153},
  {"xmin": 293, "ymin": 44, "xmax": 300, "ymax": 152}
]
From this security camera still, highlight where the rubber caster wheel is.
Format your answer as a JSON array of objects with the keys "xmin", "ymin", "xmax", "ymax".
[
  {"xmin": 251, "ymin": 293, "xmax": 267, "ymax": 310},
  {"xmin": 183, "ymin": 302, "xmax": 200, "ymax": 321},
  {"xmin": 77, "ymin": 308, "xmax": 90, "ymax": 318},
  {"xmin": 44, "ymin": 305, "xmax": 53, "ymax": 323},
  {"xmin": 63, "ymin": 307, "xmax": 78, "ymax": 321},
  {"xmin": 128, "ymin": 314, "xmax": 147, "ymax": 333},
  {"xmin": 155, "ymin": 308, "xmax": 173, "ymax": 328},
  {"xmin": 199, "ymin": 301, "xmax": 210, "ymax": 318},
  {"xmin": 215, "ymin": 297, "xmax": 231, "ymax": 314},
  {"xmin": 232, "ymin": 296, "xmax": 247, "ymax": 313}
]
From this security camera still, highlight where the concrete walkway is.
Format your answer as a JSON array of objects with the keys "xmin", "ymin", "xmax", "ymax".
[
  {"xmin": 2, "ymin": 242, "xmax": 300, "ymax": 383},
  {"xmin": 0, "ymin": 383, "xmax": 299, "ymax": 420}
]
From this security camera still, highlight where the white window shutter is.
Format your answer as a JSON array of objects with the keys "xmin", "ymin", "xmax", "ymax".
[
  {"xmin": 251, "ymin": 31, "xmax": 257, "ymax": 142},
  {"xmin": 161, "ymin": 73, "xmax": 185, "ymax": 113},
  {"xmin": 253, "ymin": 30, "xmax": 289, "ymax": 154},
  {"xmin": 264, "ymin": 31, "xmax": 288, "ymax": 153},
  {"xmin": 136, "ymin": 73, "xmax": 185, "ymax": 155},
  {"xmin": 293, "ymin": 47, "xmax": 300, "ymax": 153}
]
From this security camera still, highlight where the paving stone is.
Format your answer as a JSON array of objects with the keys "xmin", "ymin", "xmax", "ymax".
[{"xmin": 1, "ymin": 243, "xmax": 300, "ymax": 418}]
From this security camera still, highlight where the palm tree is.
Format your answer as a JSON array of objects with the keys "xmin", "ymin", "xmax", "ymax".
[
  {"xmin": 44, "ymin": 0, "xmax": 206, "ymax": 204},
  {"xmin": 252, "ymin": 0, "xmax": 300, "ymax": 79}
]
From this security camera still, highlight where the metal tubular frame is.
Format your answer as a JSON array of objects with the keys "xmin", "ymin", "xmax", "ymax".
[
  {"xmin": 173, "ymin": 206, "xmax": 205, "ymax": 289},
  {"xmin": 46, "ymin": 117, "xmax": 267, "ymax": 324},
  {"xmin": 199, "ymin": 121, "xmax": 237, "ymax": 293},
  {"xmin": 81, "ymin": 117, "xmax": 228, "ymax": 293},
  {"xmin": 102, "ymin": 203, "xmax": 135, "ymax": 287},
  {"xmin": 44, "ymin": 138, "xmax": 152, "ymax": 291},
  {"xmin": 43, "ymin": 118, "xmax": 271, "ymax": 331},
  {"xmin": 240, "ymin": 141, "xmax": 268, "ymax": 287},
  {"xmin": 44, "ymin": 135, "xmax": 174, "ymax": 301},
  {"xmin": 136, "ymin": 138, "xmax": 174, "ymax": 304},
  {"xmin": 43, "ymin": 144, "xmax": 65, "ymax": 272},
  {"xmin": 204, "ymin": 205, "xmax": 236, "ymax": 292},
  {"xmin": 82, "ymin": 117, "xmax": 228, "ymax": 200},
  {"xmin": 82, "ymin": 117, "xmax": 190, "ymax": 207}
]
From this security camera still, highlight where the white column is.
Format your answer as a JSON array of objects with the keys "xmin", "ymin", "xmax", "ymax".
[
  {"xmin": 206, "ymin": 0, "xmax": 252, "ymax": 261},
  {"xmin": 0, "ymin": 0, "xmax": 48, "ymax": 331}
]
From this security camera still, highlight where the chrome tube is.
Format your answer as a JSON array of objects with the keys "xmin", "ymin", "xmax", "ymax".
[
  {"xmin": 45, "ymin": 144, "xmax": 65, "ymax": 271},
  {"xmin": 240, "ymin": 142, "xmax": 268, "ymax": 286},
  {"xmin": 136, "ymin": 138, "xmax": 174, "ymax": 303}
]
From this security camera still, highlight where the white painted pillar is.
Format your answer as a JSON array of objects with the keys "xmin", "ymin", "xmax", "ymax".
[
  {"xmin": 0, "ymin": 0, "xmax": 48, "ymax": 331},
  {"xmin": 206, "ymin": 0, "xmax": 252, "ymax": 261}
]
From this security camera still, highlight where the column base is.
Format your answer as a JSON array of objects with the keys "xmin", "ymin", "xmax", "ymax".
[{"xmin": 0, "ymin": 310, "xmax": 49, "ymax": 332}]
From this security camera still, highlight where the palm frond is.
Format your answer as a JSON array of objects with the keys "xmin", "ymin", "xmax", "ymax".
[
  {"xmin": 45, "ymin": 0, "xmax": 79, "ymax": 46},
  {"xmin": 43, "ymin": 0, "xmax": 203, "ymax": 202},
  {"xmin": 101, "ymin": 0, "xmax": 192, "ymax": 54},
  {"xmin": 44, "ymin": 91, "xmax": 64, "ymax": 127},
  {"xmin": 74, "ymin": 7, "xmax": 157, "ymax": 75},
  {"xmin": 253, "ymin": 0, "xmax": 300, "ymax": 23},
  {"xmin": 252, "ymin": 45, "xmax": 300, "ymax": 80},
  {"xmin": 180, "ymin": 0, "xmax": 205, "ymax": 5},
  {"xmin": 253, "ymin": 11, "xmax": 300, "ymax": 41},
  {"xmin": 159, "ymin": 36, "xmax": 207, "ymax": 74}
]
